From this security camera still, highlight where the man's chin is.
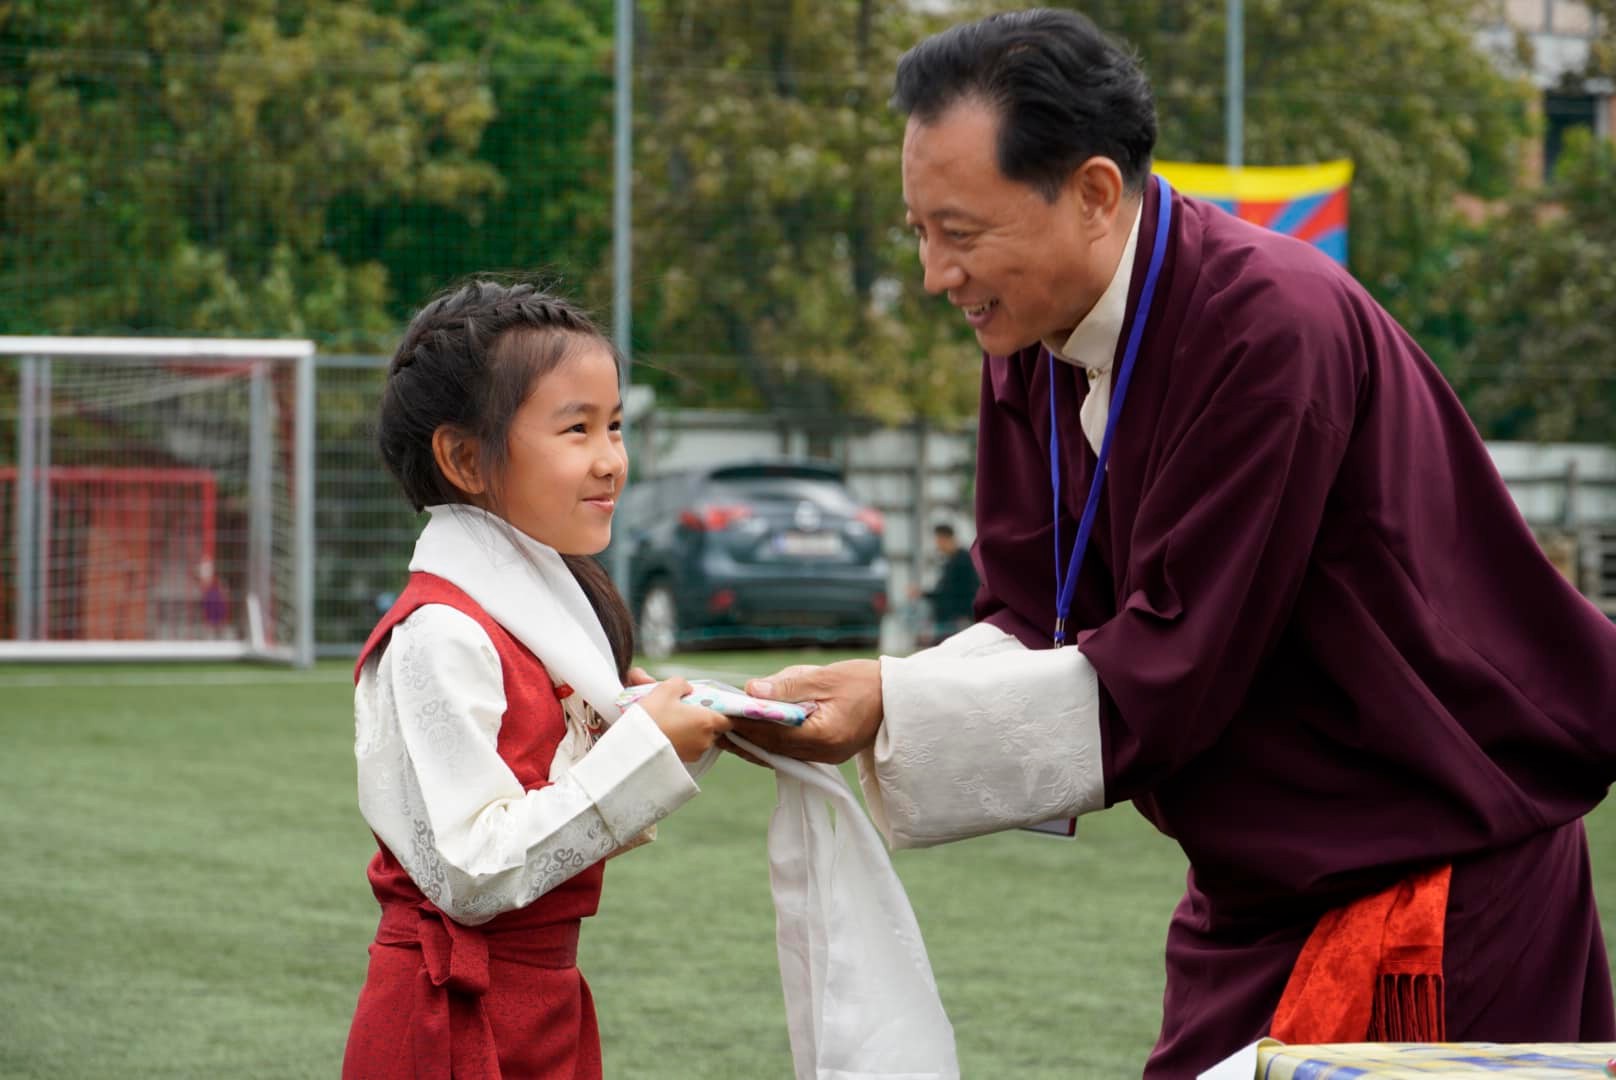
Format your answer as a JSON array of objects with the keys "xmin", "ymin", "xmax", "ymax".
[{"xmin": 973, "ymin": 326, "xmax": 1037, "ymax": 358}]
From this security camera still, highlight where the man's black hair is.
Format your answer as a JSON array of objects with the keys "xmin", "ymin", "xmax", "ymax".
[{"xmin": 893, "ymin": 8, "xmax": 1157, "ymax": 198}]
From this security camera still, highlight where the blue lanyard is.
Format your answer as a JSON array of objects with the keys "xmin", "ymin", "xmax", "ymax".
[{"xmin": 1049, "ymin": 173, "xmax": 1173, "ymax": 647}]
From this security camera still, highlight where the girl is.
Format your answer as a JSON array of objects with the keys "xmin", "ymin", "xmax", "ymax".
[{"xmin": 343, "ymin": 281, "xmax": 730, "ymax": 1079}]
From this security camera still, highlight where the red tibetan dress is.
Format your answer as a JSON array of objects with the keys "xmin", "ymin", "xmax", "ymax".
[{"xmin": 343, "ymin": 572, "xmax": 606, "ymax": 1080}]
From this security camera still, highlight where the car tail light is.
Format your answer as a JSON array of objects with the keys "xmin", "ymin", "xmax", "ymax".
[
  {"xmin": 872, "ymin": 591, "xmax": 888, "ymax": 615},
  {"xmin": 678, "ymin": 504, "xmax": 753, "ymax": 531},
  {"xmin": 708, "ymin": 588, "xmax": 736, "ymax": 614},
  {"xmin": 855, "ymin": 507, "xmax": 885, "ymax": 534}
]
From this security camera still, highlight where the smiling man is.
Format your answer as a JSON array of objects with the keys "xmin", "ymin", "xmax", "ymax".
[{"xmin": 729, "ymin": 7, "xmax": 1616, "ymax": 1076}]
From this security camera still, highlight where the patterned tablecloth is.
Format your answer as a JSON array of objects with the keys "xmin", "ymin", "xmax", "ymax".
[{"xmin": 1202, "ymin": 1040, "xmax": 1616, "ymax": 1079}]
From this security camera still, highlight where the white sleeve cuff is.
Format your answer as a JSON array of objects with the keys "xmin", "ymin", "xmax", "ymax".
[
  {"xmin": 568, "ymin": 703, "xmax": 700, "ymax": 848},
  {"xmin": 857, "ymin": 635, "xmax": 1105, "ymax": 849}
]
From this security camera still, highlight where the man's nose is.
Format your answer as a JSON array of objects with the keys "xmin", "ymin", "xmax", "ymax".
[{"xmin": 921, "ymin": 247, "xmax": 964, "ymax": 296}]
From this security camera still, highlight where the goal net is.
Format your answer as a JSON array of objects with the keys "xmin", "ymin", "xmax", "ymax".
[{"xmin": 0, "ymin": 337, "xmax": 315, "ymax": 665}]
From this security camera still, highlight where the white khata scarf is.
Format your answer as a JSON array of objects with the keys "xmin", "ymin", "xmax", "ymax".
[{"xmin": 409, "ymin": 503, "xmax": 958, "ymax": 1080}]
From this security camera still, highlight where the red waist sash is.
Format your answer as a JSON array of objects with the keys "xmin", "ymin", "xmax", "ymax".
[
  {"xmin": 1271, "ymin": 864, "xmax": 1451, "ymax": 1044},
  {"xmin": 373, "ymin": 903, "xmax": 582, "ymax": 1080}
]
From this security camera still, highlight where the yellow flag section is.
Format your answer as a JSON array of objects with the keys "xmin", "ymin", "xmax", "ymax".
[{"xmin": 1154, "ymin": 160, "xmax": 1355, "ymax": 265}]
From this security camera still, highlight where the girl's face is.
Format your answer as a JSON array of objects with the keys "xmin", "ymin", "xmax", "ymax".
[{"xmin": 497, "ymin": 341, "xmax": 626, "ymax": 555}]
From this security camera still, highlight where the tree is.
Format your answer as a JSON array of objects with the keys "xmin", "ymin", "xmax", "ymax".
[
  {"xmin": 1407, "ymin": 0, "xmax": 1616, "ymax": 443},
  {"xmin": 339, "ymin": 0, "xmax": 621, "ymax": 316},
  {"xmin": 631, "ymin": 0, "xmax": 979, "ymax": 426},
  {"xmin": 628, "ymin": 0, "xmax": 1534, "ymax": 426},
  {"xmin": 0, "ymin": 0, "xmax": 498, "ymax": 348},
  {"xmin": 1432, "ymin": 100, "xmax": 1616, "ymax": 439}
]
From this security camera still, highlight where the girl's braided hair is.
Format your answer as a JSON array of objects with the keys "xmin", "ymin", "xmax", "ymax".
[{"xmin": 377, "ymin": 280, "xmax": 637, "ymax": 676}]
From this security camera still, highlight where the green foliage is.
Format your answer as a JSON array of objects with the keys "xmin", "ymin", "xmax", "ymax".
[
  {"xmin": 1436, "ymin": 130, "xmax": 1616, "ymax": 441},
  {"xmin": 0, "ymin": 0, "xmax": 630, "ymax": 345},
  {"xmin": 0, "ymin": 0, "xmax": 498, "ymax": 348},
  {"xmin": 0, "ymin": 1, "xmax": 1580, "ymax": 432},
  {"xmin": 346, "ymin": 0, "xmax": 620, "ymax": 315},
  {"xmin": 629, "ymin": 0, "xmax": 1534, "ymax": 423},
  {"xmin": 1106, "ymin": 0, "xmax": 1532, "ymax": 325},
  {"xmin": 631, "ymin": 1, "xmax": 981, "ymax": 423}
]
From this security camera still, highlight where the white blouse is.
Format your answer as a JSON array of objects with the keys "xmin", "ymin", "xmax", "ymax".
[{"xmin": 354, "ymin": 603, "xmax": 698, "ymax": 926}]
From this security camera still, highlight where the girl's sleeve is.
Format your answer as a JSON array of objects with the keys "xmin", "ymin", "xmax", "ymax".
[{"xmin": 354, "ymin": 604, "xmax": 698, "ymax": 925}]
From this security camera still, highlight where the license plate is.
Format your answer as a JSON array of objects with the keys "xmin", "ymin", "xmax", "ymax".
[{"xmin": 774, "ymin": 531, "xmax": 843, "ymax": 558}]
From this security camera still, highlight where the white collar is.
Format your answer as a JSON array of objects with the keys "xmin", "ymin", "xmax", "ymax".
[
  {"xmin": 1043, "ymin": 200, "xmax": 1143, "ymax": 374},
  {"xmin": 407, "ymin": 503, "xmax": 626, "ymax": 723}
]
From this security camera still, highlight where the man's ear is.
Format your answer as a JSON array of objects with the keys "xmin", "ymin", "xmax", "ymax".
[
  {"xmin": 1068, "ymin": 155, "xmax": 1127, "ymax": 238},
  {"xmin": 432, "ymin": 425, "xmax": 487, "ymax": 497}
]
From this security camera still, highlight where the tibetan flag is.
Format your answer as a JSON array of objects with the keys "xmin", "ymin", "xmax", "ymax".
[{"xmin": 1154, "ymin": 159, "xmax": 1354, "ymax": 265}]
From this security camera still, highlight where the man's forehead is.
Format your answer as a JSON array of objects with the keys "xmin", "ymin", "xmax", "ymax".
[
  {"xmin": 903, "ymin": 201, "xmax": 990, "ymax": 224},
  {"xmin": 902, "ymin": 102, "xmax": 1005, "ymax": 204}
]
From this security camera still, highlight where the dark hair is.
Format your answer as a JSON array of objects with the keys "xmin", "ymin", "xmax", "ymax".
[
  {"xmin": 933, "ymin": 523, "xmax": 957, "ymax": 539},
  {"xmin": 377, "ymin": 280, "xmax": 637, "ymax": 678},
  {"xmin": 892, "ymin": 8, "xmax": 1157, "ymax": 199}
]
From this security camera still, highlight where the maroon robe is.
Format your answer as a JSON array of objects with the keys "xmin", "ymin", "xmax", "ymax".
[{"xmin": 971, "ymin": 180, "xmax": 1616, "ymax": 1075}]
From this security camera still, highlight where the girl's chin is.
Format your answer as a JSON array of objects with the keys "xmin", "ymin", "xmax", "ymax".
[{"xmin": 554, "ymin": 530, "xmax": 612, "ymax": 558}]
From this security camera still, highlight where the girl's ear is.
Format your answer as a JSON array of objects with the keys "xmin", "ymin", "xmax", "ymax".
[{"xmin": 432, "ymin": 425, "xmax": 487, "ymax": 497}]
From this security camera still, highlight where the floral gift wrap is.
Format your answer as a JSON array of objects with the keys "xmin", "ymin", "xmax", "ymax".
[{"xmin": 1203, "ymin": 1040, "xmax": 1616, "ymax": 1079}]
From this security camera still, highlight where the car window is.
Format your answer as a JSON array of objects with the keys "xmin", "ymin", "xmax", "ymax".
[
  {"xmin": 706, "ymin": 477, "xmax": 857, "ymax": 512},
  {"xmin": 708, "ymin": 463, "xmax": 843, "ymax": 483}
]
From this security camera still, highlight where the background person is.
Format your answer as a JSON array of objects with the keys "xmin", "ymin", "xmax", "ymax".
[{"xmin": 909, "ymin": 522, "xmax": 981, "ymax": 643}]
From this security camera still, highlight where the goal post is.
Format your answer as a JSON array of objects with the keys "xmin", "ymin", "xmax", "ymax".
[{"xmin": 0, "ymin": 336, "xmax": 316, "ymax": 666}]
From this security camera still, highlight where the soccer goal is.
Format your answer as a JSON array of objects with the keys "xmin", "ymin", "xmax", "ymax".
[{"xmin": 0, "ymin": 337, "xmax": 315, "ymax": 666}]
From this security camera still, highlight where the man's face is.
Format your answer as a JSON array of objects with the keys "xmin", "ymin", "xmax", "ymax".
[{"xmin": 902, "ymin": 100, "xmax": 1107, "ymax": 357}]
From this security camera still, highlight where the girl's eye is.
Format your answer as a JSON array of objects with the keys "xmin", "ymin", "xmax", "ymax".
[
  {"xmin": 567, "ymin": 423, "xmax": 588, "ymax": 434},
  {"xmin": 608, "ymin": 420, "xmax": 623, "ymax": 433}
]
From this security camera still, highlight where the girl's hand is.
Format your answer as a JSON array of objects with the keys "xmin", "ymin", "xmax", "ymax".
[{"xmin": 635, "ymin": 678, "xmax": 732, "ymax": 762}]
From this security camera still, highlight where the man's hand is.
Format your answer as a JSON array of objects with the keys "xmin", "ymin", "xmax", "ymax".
[{"xmin": 732, "ymin": 659, "xmax": 883, "ymax": 764}]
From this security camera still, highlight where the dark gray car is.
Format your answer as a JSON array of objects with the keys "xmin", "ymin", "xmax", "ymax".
[{"xmin": 605, "ymin": 460, "xmax": 889, "ymax": 658}]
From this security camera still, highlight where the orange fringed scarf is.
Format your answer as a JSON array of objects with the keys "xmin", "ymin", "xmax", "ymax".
[{"xmin": 1271, "ymin": 864, "xmax": 1452, "ymax": 1044}]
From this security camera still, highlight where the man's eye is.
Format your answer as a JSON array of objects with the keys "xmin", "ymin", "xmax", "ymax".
[{"xmin": 945, "ymin": 230, "xmax": 971, "ymax": 242}]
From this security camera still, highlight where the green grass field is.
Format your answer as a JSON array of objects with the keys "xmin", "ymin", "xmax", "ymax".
[{"xmin": 4, "ymin": 653, "xmax": 1616, "ymax": 1079}]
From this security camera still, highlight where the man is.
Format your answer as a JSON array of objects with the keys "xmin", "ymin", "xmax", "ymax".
[
  {"xmin": 913, "ymin": 523, "xmax": 980, "ymax": 642},
  {"xmin": 730, "ymin": 8, "xmax": 1616, "ymax": 1076}
]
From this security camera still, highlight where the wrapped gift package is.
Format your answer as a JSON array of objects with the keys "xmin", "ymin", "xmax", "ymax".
[{"xmin": 1204, "ymin": 1040, "xmax": 1616, "ymax": 1079}]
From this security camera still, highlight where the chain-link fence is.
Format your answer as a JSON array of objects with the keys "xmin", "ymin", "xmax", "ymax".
[
  {"xmin": 5, "ymin": 3, "xmax": 1616, "ymax": 659},
  {"xmin": 314, "ymin": 357, "xmax": 419, "ymax": 656}
]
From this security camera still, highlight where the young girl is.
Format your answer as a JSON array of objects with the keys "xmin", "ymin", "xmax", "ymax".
[{"xmin": 342, "ymin": 281, "xmax": 730, "ymax": 1079}]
